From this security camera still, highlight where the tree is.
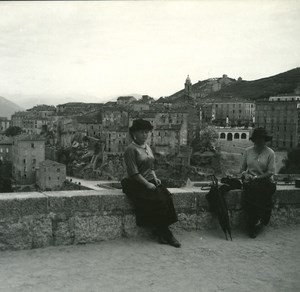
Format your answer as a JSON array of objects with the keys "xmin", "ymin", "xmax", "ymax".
[
  {"xmin": 4, "ymin": 126, "xmax": 23, "ymax": 137},
  {"xmin": 279, "ymin": 148, "xmax": 300, "ymax": 174},
  {"xmin": 94, "ymin": 142, "xmax": 100, "ymax": 155},
  {"xmin": 191, "ymin": 126, "xmax": 218, "ymax": 153}
]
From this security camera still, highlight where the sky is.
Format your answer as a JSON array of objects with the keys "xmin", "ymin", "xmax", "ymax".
[{"xmin": 0, "ymin": 0, "xmax": 299, "ymax": 108}]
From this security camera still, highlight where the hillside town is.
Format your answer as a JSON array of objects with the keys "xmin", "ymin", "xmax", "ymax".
[{"xmin": 0, "ymin": 70, "xmax": 300, "ymax": 192}]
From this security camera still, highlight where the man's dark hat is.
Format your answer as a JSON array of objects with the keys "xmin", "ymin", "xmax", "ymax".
[
  {"xmin": 129, "ymin": 119, "xmax": 153, "ymax": 133},
  {"xmin": 250, "ymin": 127, "xmax": 272, "ymax": 142}
]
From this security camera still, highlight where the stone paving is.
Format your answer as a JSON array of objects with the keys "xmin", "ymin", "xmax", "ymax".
[{"xmin": 0, "ymin": 226, "xmax": 299, "ymax": 292}]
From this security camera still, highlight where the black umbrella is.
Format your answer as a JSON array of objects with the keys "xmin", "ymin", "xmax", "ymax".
[{"xmin": 205, "ymin": 175, "xmax": 232, "ymax": 241}]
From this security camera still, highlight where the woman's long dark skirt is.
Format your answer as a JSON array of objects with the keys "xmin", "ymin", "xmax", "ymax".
[
  {"xmin": 243, "ymin": 179, "xmax": 276, "ymax": 231},
  {"xmin": 121, "ymin": 178, "xmax": 178, "ymax": 227}
]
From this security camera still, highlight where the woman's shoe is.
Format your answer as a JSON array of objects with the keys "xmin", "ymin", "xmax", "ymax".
[
  {"xmin": 156, "ymin": 227, "xmax": 181, "ymax": 248},
  {"xmin": 166, "ymin": 235, "xmax": 181, "ymax": 248},
  {"xmin": 158, "ymin": 235, "xmax": 168, "ymax": 245}
]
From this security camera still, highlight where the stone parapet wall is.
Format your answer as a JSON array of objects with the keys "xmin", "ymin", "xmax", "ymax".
[{"xmin": 0, "ymin": 185, "xmax": 299, "ymax": 251}]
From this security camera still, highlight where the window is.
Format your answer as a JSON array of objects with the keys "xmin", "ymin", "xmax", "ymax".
[
  {"xmin": 6, "ymin": 148, "xmax": 9, "ymax": 153},
  {"xmin": 220, "ymin": 133, "xmax": 226, "ymax": 139},
  {"xmin": 234, "ymin": 133, "xmax": 240, "ymax": 139},
  {"xmin": 241, "ymin": 133, "xmax": 247, "ymax": 139},
  {"xmin": 57, "ymin": 168, "xmax": 60, "ymax": 173},
  {"xmin": 49, "ymin": 177, "xmax": 51, "ymax": 180},
  {"xmin": 31, "ymin": 143, "xmax": 35, "ymax": 149},
  {"xmin": 227, "ymin": 133, "xmax": 233, "ymax": 141}
]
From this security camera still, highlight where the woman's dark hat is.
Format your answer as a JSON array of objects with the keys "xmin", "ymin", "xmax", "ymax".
[
  {"xmin": 250, "ymin": 127, "xmax": 272, "ymax": 141},
  {"xmin": 129, "ymin": 119, "xmax": 153, "ymax": 133}
]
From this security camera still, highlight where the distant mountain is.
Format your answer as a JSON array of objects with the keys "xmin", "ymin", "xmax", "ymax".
[
  {"xmin": 0, "ymin": 96, "xmax": 24, "ymax": 118},
  {"xmin": 206, "ymin": 68, "xmax": 300, "ymax": 101}
]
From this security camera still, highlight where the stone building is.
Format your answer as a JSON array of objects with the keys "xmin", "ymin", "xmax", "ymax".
[
  {"xmin": 130, "ymin": 95, "xmax": 154, "ymax": 112},
  {"xmin": 11, "ymin": 110, "xmax": 50, "ymax": 135},
  {"xmin": 269, "ymin": 95, "xmax": 300, "ymax": 102},
  {"xmin": 129, "ymin": 109, "xmax": 188, "ymax": 155},
  {"xmin": 11, "ymin": 111, "xmax": 31, "ymax": 128},
  {"xmin": 184, "ymin": 75, "xmax": 193, "ymax": 96},
  {"xmin": 199, "ymin": 99, "xmax": 255, "ymax": 126},
  {"xmin": 27, "ymin": 105, "xmax": 56, "ymax": 118},
  {"xmin": 77, "ymin": 112, "xmax": 102, "ymax": 138},
  {"xmin": 102, "ymin": 126, "xmax": 129, "ymax": 154},
  {"xmin": 0, "ymin": 137, "xmax": 13, "ymax": 163},
  {"xmin": 101, "ymin": 106, "xmax": 129, "ymax": 128},
  {"xmin": 0, "ymin": 117, "xmax": 11, "ymax": 134},
  {"xmin": 153, "ymin": 123, "xmax": 188, "ymax": 155},
  {"xmin": 12, "ymin": 135, "xmax": 45, "ymax": 185},
  {"xmin": 56, "ymin": 102, "xmax": 103, "ymax": 116},
  {"xmin": 215, "ymin": 127, "xmax": 252, "ymax": 154},
  {"xmin": 169, "ymin": 74, "xmax": 236, "ymax": 101},
  {"xmin": 117, "ymin": 96, "xmax": 136, "ymax": 106},
  {"xmin": 255, "ymin": 96, "xmax": 300, "ymax": 149},
  {"xmin": 0, "ymin": 137, "xmax": 13, "ymax": 178},
  {"xmin": 37, "ymin": 160, "xmax": 66, "ymax": 190}
]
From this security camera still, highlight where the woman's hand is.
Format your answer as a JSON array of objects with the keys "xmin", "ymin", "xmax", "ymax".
[
  {"xmin": 146, "ymin": 182, "xmax": 157, "ymax": 190},
  {"xmin": 243, "ymin": 173, "xmax": 255, "ymax": 182},
  {"xmin": 155, "ymin": 179, "xmax": 161, "ymax": 185}
]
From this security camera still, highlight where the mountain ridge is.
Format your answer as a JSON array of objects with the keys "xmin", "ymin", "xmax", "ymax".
[
  {"xmin": 0, "ymin": 96, "xmax": 24, "ymax": 118},
  {"xmin": 205, "ymin": 67, "xmax": 300, "ymax": 101}
]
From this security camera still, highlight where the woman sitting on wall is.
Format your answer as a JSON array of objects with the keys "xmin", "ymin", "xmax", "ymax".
[
  {"xmin": 241, "ymin": 127, "xmax": 276, "ymax": 238},
  {"xmin": 121, "ymin": 119, "xmax": 181, "ymax": 248}
]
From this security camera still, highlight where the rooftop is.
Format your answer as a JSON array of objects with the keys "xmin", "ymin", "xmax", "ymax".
[
  {"xmin": 117, "ymin": 96, "xmax": 137, "ymax": 101},
  {"xmin": 39, "ymin": 160, "xmax": 65, "ymax": 167},
  {"xmin": 0, "ymin": 137, "xmax": 13, "ymax": 145},
  {"xmin": 14, "ymin": 134, "xmax": 45, "ymax": 142}
]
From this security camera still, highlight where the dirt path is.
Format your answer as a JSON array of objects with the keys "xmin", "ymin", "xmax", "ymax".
[{"xmin": 0, "ymin": 226, "xmax": 299, "ymax": 292}]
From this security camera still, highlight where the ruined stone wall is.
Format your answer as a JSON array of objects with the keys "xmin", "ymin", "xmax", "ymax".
[{"xmin": 0, "ymin": 185, "xmax": 299, "ymax": 251}]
